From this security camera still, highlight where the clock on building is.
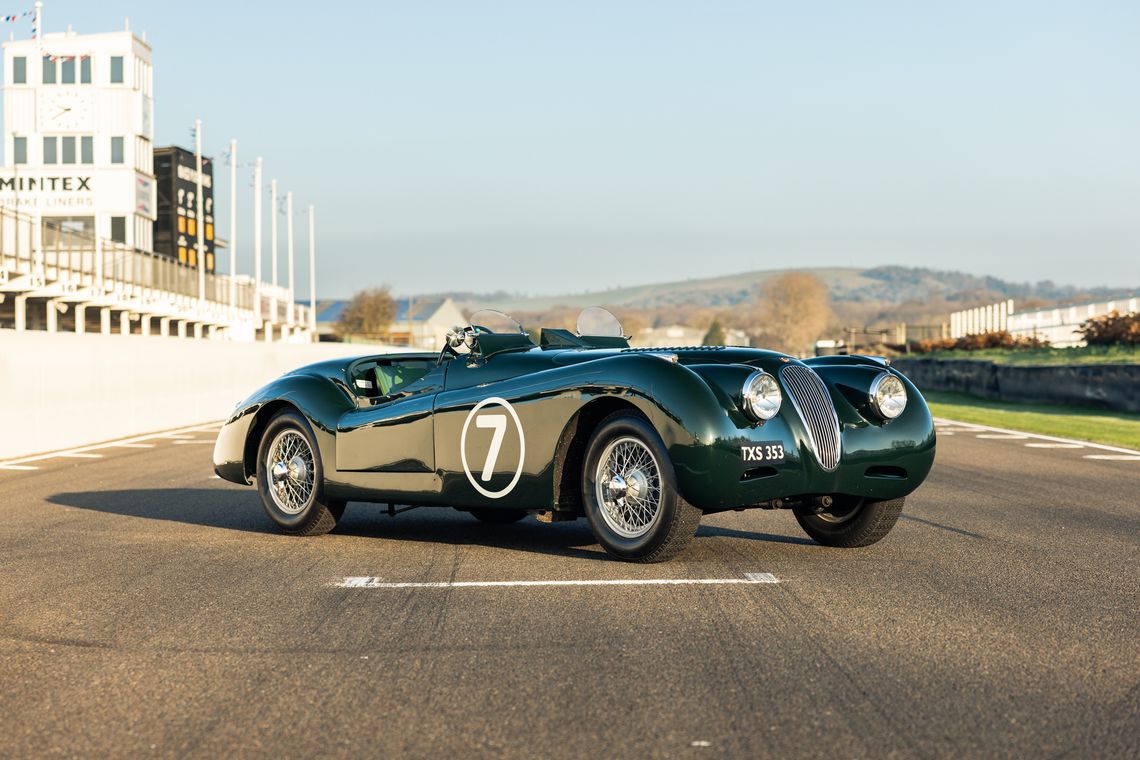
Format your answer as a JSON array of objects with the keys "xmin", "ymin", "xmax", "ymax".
[{"xmin": 38, "ymin": 89, "xmax": 94, "ymax": 132}]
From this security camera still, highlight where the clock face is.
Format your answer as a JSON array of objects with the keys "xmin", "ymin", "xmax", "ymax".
[{"xmin": 38, "ymin": 89, "xmax": 93, "ymax": 132}]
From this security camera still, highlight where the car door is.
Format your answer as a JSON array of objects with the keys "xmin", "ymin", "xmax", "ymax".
[
  {"xmin": 431, "ymin": 354, "xmax": 580, "ymax": 509},
  {"xmin": 336, "ymin": 359, "xmax": 445, "ymax": 473}
]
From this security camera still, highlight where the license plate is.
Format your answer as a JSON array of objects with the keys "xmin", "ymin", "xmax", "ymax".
[{"xmin": 741, "ymin": 443, "xmax": 786, "ymax": 464}]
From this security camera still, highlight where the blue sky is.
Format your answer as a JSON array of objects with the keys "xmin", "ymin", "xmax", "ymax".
[{"xmin": 9, "ymin": 1, "xmax": 1139, "ymax": 297}]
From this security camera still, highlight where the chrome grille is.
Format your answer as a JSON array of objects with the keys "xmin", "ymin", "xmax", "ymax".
[{"xmin": 780, "ymin": 365, "xmax": 841, "ymax": 470}]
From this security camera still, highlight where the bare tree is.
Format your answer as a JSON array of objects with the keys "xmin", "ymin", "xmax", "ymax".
[
  {"xmin": 749, "ymin": 273, "xmax": 832, "ymax": 356},
  {"xmin": 338, "ymin": 286, "xmax": 397, "ymax": 339}
]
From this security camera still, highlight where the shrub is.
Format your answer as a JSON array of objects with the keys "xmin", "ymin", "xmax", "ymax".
[
  {"xmin": 1078, "ymin": 311, "xmax": 1140, "ymax": 346},
  {"xmin": 912, "ymin": 330, "xmax": 1049, "ymax": 353}
]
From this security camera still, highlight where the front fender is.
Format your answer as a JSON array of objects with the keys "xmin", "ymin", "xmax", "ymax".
[{"xmin": 212, "ymin": 373, "xmax": 356, "ymax": 485}]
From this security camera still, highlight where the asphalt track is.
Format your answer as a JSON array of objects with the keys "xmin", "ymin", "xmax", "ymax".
[{"xmin": 1, "ymin": 422, "xmax": 1137, "ymax": 759}]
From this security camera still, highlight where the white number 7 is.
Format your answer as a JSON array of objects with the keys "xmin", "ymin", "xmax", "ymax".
[{"xmin": 475, "ymin": 414, "xmax": 507, "ymax": 482}]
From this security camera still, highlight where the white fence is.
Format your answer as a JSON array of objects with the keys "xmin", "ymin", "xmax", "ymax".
[
  {"xmin": 949, "ymin": 300, "xmax": 1015, "ymax": 339},
  {"xmin": 0, "ymin": 205, "xmax": 311, "ymax": 341},
  {"xmin": 0, "ymin": 329, "xmax": 391, "ymax": 459},
  {"xmin": 1007, "ymin": 297, "xmax": 1139, "ymax": 348}
]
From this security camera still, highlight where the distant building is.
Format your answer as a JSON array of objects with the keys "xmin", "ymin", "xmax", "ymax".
[
  {"xmin": 386, "ymin": 297, "xmax": 466, "ymax": 349},
  {"xmin": 634, "ymin": 324, "xmax": 749, "ymax": 348},
  {"xmin": 313, "ymin": 296, "xmax": 465, "ymax": 349},
  {"xmin": 1, "ymin": 25, "xmax": 156, "ymax": 249}
]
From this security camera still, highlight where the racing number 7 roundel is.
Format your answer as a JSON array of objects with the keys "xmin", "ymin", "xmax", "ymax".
[{"xmin": 460, "ymin": 397, "xmax": 526, "ymax": 499}]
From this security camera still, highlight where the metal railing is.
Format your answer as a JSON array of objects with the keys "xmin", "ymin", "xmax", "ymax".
[{"xmin": 0, "ymin": 204, "xmax": 311, "ymax": 334}]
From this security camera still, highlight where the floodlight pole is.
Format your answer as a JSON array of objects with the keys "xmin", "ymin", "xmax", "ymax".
[
  {"xmin": 253, "ymin": 157, "xmax": 263, "ymax": 326},
  {"xmin": 228, "ymin": 137, "xmax": 237, "ymax": 309},
  {"xmin": 270, "ymin": 178, "xmax": 278, "ymax": 320},
  {"xmin": 194, "ymin": 118, "xmax": 205, "ymax": 305},
  {"xmin": 286, "ymin": 191, "xmax": 295, "ymax": 327},
  {"xmin": 308, "ymin": 205, "xmax": 316, "ymax": 338}
]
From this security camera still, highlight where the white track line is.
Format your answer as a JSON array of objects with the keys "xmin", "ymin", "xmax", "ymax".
[
  {"xmin": 0, "ymin": 464, "xmax": 38, "ymax": 471},
  {"xmin": 58, "ymin": 452, "xmax": 104, "ymax": 458},
  {"xmin": 335, "ymin": 574, "xmax": 780, "ymax": 589},
  {"xmin": 1083, "ymin": 454, "xmax": 1140, "ymax": 461},
  {"xmin": 0, "ymin": 421, "xmax": 224, "ymax": 467},
  {"xmin": 1025, "ymin": 443, "xmax": 1084, "ymax": 449},
  {"xmin": 932, "ymin": 417, "xmax": 1140, "ymax": 456},
  {"xmin": 172, "ymin": 440, "xmax": 213, "ymax": 445},
  {"xmin": 975, "ymin": 433, "xmax": 1029, "ymax": 439}
]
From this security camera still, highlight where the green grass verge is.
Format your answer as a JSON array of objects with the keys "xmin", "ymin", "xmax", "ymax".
[
  {"xmin": 924, "ymin": 391, "xmax": 1140, "ymax": 450},
  {"xmin": 913, "ymin": 345, "xmax": 1140, "ymax": 365}
]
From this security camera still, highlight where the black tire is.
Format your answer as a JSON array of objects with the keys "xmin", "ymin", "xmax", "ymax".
[
  {"xmin": 793, "ymin": 496, "xmax": 905, "ymax": 548},
  {"xmin": 581, "ymin": 411, "xmax": 701, "ymax": 562},
  {"xmin": 255, "ymin": 410, "xmax": 344, "ymax": 536},
  {"xmin": 468, "ymin": 508, "xmax": 528, "ymax": 524}
]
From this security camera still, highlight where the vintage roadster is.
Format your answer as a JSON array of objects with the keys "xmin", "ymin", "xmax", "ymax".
[{"xmin": 214, "ymin": 308, "xmax": 935, "ymax": 562}]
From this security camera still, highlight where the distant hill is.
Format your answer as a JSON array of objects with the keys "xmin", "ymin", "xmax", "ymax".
[{"xmin": 417, "ymin": 266, "xmax": 1137, "ymax": 314}]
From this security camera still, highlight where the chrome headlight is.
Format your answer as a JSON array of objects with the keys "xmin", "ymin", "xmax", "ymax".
[
  {"xmin": 742, "ymin": 371, "xmax": 782, "ymax": 422},
  {"xmin": 870, "ymin": 373, "xmax": 907, "ymax": 420}
]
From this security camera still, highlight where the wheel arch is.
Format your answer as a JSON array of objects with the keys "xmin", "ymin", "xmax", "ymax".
[
  {"xmin": 551, "ymin": 395, "xmax": 647, "ymax": 514},
  {"xmin": 243, "ymin": 400, "xmax": 305, "ymax": 481}
]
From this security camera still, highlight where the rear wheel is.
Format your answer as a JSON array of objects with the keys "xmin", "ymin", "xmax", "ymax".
[
  {"xmin": 793, "ymin": 496, "xmax": 904, "ymax": 547},
  {"xmin": 255, "ymin": 411, "xmax": 344, "ymax": 536},
  {"xmin": 581, "ymin": 412, "xmax": 701, "ymax": 562}
]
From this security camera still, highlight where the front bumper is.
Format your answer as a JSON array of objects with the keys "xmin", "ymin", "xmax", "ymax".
[{"xmin": 670, "ymin": 405, "xmax": 936, "ymax": 512}]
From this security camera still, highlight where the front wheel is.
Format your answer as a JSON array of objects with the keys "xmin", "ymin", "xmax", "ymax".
[
  {"xmin": 793, "ymin": 496, "xmax": 904, "ymax": 547},
  {"xmin": 581, "ymin": 412, "xmax": 701, "ymax": 562},
  {"xmin": 255, "ymin": 410, "xmax": 344, "ymax": 536}
]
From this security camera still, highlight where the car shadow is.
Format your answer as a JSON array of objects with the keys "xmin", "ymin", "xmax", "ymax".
[
  {"xmin": 46, "ymin": 488, "xmax": 604, "ymax": 561},
  {"xmin": 697, "ymin": 524, "xmax": 816, "ymax": 546},
  {"xmin": 46, "ymin": 488, "xmax": 818, "ymax": 560}
]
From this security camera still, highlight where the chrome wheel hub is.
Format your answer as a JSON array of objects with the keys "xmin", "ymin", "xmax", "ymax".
[
  {"xmin": 266, "ymin": 429, "xmax": 315, "ymax": 515},
  {"xmin": 595, "ymin": 437, "xmax": 663, "ymax": 539}
]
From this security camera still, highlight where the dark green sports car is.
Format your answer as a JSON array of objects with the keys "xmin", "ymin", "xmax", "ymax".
[{"xmin": 214, "ymin": 308, "xmax": 935, "ymax": 562}]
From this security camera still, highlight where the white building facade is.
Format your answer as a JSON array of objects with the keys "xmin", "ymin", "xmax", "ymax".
[{"xmin": 2, "ymin": 26, "xmax": 155, "ymax": 250}]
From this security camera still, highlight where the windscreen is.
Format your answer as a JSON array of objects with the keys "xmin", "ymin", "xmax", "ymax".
[
  {"xmin": 576, "ymin": 307, "xmax": 624, "ymax": 338},
  {"xmin": 469, "ymin": 309, "xmax": 524, "ymax": 335}
]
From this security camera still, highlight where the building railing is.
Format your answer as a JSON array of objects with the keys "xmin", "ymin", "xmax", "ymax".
[{"xmin": 0, "ymin": 204, "xmax": 311, "ymax": 337}]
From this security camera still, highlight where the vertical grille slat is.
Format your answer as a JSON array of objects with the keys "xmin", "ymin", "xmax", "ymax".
[{"xmin": 780, "ymin": 365, "xmax": 841, "ymax": 470}]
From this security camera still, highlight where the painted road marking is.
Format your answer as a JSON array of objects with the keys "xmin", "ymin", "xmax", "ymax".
[
  {"xmin": 172, "ymin": 440, "xmax": 213, "ymax": 445},
  {"xmin": 111, "ymin": 443, "xmax": 155, "ymax": 449},
  {"xmin": 0, "ymin": 464, "xmax": 38, "ymax": 471},
  {"xmin": 976, "ymin": 433, "xmax": 1029, "ymax": 439},
  {"xmin": 335, "ymin": 575, "xmax": 781, "ymax": 589},
  {"xmin": 58, "ymin": 453, "xmax": 104, "ymax": 458},
  {"xmin": 0, "ymin": 421, "xmax": 224, "ymax": 468},
  {"xmin": 932, "ymin": 417, "xmax": 1140, "ymax": 456},
  {"xmin": 1083, "ymin": 454, "xmax": 1140, "ymax": 461},
  {"xmin": 1025, "ymin": 443, "xmax": 1084, "ymax": 449}
]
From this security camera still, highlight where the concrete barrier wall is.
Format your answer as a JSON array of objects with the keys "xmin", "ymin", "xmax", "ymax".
[
  {"xmin": 894, "ymin": 358, "xmax": 1140, "ymax": 413},
  {"xmin": 0, "ymin": 330, "xmax": 394, "ymax": 459}
]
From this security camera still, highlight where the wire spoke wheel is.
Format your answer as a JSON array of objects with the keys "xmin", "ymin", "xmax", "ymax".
[
  {"xmin": 265, "ymin": 429, "xmax": 315, "ymax": 515},
  {"xmin": 594, "ymin": 436, "xmax": 663, "ymax": 539}
]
